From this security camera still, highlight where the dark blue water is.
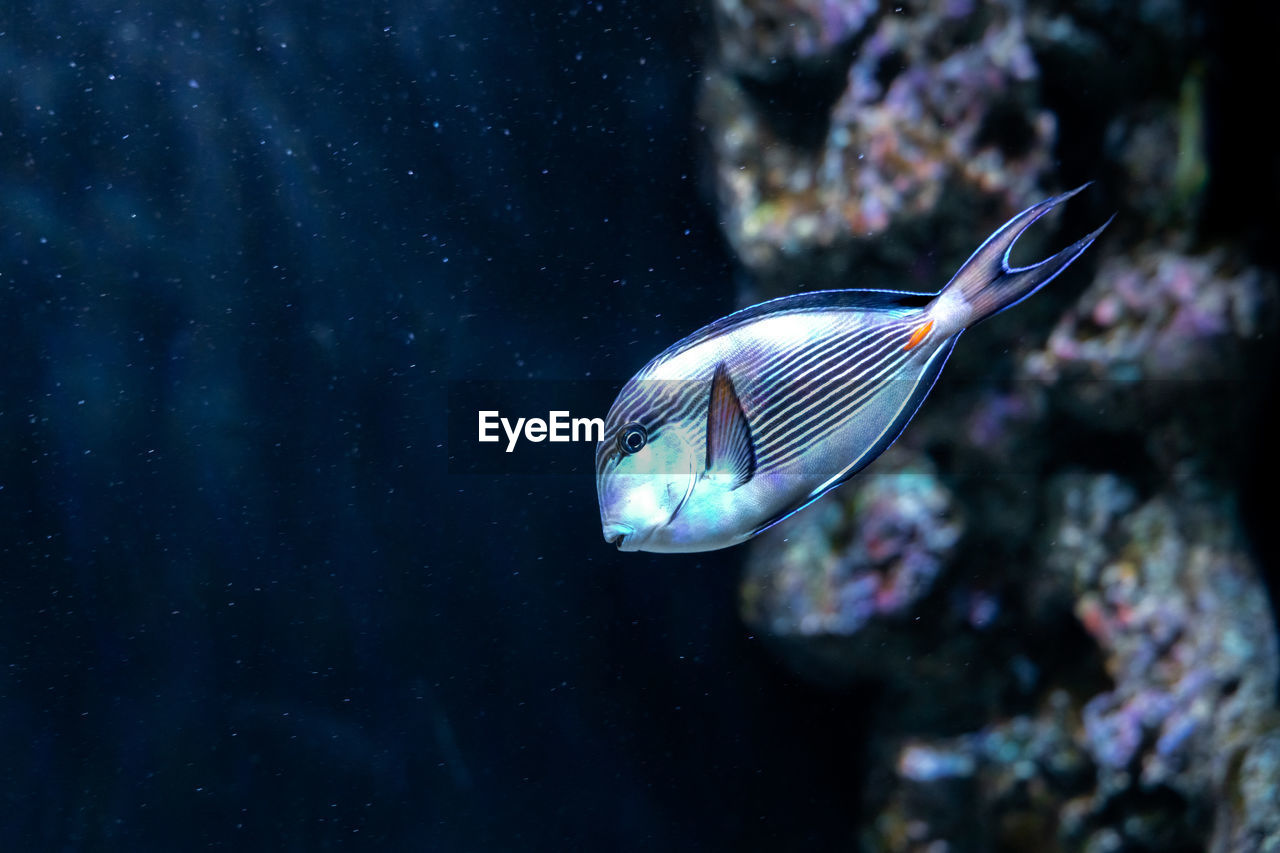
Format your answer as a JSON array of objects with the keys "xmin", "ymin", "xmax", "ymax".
[
  {"xmin": 2, "ymin": 1, "xmax": 1277, "ymax": 850},
  {"xmin": 0, "ymin": 2, "xmax": 875, "ymax": 849}
]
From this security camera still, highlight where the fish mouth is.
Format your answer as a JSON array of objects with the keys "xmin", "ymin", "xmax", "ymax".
[{"xmin": 603, "ymin": 521, "xmax": 637, "ymax": 551}]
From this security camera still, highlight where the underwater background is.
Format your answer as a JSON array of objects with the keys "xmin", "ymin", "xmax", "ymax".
[{"xmin": 2, "ymin": 0, "xmax": 1278, "ymax": 850}]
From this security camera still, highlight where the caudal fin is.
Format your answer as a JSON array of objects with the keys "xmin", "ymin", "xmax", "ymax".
[{"xmin": 943, "ymin": 184, "xmax": 1113, "ymax": 326}]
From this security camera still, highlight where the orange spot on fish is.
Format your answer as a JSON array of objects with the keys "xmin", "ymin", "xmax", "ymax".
[{"xmin": 904, "ymin": 319, "xmax": 934, "ymax": 351}]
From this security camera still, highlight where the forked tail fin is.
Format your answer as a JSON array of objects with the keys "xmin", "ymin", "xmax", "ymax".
[{"xmin": 943, "ymin": 184, "xmax": 1114, "ymax": 326}]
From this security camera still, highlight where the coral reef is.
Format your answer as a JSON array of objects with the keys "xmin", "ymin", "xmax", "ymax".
[
  {"xmin": 710, "ymin": 0, "xmax": 879, "ymax": 77},
  {"xmin": 741, "ymin": 449, "xmax": 1042, "ymax": 733},
  {"xmin": 877, "ymin": 693, "xmax": 1093, "ymax": 853},
  {"xmin": 700, "ymin": 0, "xmax": 1059, "ymax": 293},
  {"xmin": 1019, "ymin": 245, "xmax": 1275, "ymax": 472},
  {"xmin": 716, "ymin": 0, "xmax": 1280, "ymax": 850},
  {"xmin": 859, "ymin": 476, "xmax": 1279, "ymax": 853},
  {"xmin": 741, "ymin": 449, "xmax": 963, "ymax": 641},
  {"xmin": 1026, "ymin": 246, "xmax": 1271, "ymax": 389},
  {"xmin": 1045, "ymin": 475, "xmax": 1278, "ymax": 852}
]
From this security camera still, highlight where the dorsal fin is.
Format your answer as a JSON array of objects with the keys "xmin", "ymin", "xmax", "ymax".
[
  {"xmin": 705, "ymin": 363, "xmax": 756, "ymax": 490},
  {"xmin": 639, "ymin": 288, "xmax": 935, "ymax": 370}
]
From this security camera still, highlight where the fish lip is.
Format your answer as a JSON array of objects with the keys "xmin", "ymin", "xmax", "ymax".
[{"xmin": 603, "ymin": 521, "xmax": 636, "ymax": 550}]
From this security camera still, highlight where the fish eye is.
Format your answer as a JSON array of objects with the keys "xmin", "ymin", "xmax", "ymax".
[{"xmin": 617, "ymin": 423, "xmax": 648, "ymax": 455}]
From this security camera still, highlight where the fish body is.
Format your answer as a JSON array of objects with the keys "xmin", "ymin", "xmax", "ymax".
[{"xmin": 596, "ymin": 187, "xmax": 1111, "ymax": 553}]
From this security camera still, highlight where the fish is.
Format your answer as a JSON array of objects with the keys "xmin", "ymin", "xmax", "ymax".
[{"xmin": 596, "ymin": 185, "xmax": 1112, "ymax": 553}]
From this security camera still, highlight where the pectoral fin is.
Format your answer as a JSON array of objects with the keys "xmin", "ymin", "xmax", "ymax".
[{"xmin": 706, "ymin": 363, "xmax": 756, "ymax": 490}]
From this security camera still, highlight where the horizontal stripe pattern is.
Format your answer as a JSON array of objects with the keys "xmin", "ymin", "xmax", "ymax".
[
  {"xmin": 748, "ymin": 316, "xmax": 917, "ymax": 469},
  {"xmin": 597, "ymin": 302, "xmax": 926, "ymax": 480}
]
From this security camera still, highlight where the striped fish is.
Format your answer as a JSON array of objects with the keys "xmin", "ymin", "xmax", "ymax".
[{"xmin": 596, "ymin": 186, "xmax": 1111, "ymax": 553}]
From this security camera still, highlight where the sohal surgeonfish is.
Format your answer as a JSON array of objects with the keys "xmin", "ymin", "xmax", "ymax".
[{"xmin": 596, "ymin": 186, "xmax": 1111, "ymax": 553}]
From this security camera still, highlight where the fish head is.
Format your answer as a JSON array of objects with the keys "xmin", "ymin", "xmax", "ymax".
[{"xmin": 596, "ymin": 382, "xmax": 702, "ymax": 552}]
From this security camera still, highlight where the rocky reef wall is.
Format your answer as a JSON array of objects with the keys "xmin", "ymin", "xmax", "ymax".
[{"xmin": 705, "ymin": 0, "xmax": 1280, "ymax": 849}]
